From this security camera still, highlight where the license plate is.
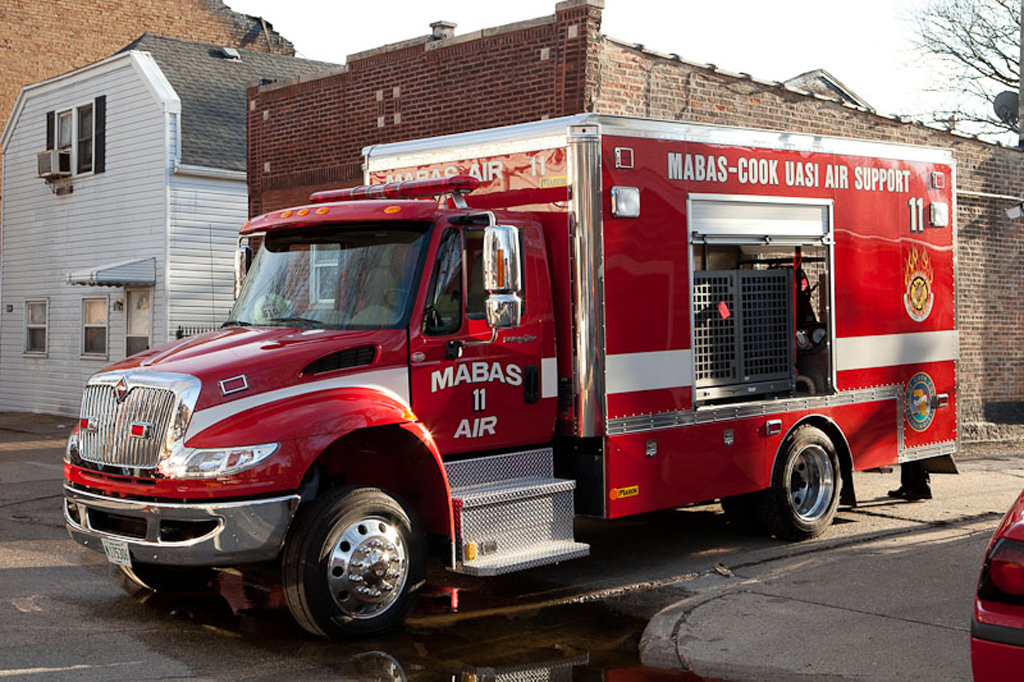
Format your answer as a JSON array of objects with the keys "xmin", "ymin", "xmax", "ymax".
[{"xmin": 101, "ymin": 538, "xmax": 132, "ymax": 567}]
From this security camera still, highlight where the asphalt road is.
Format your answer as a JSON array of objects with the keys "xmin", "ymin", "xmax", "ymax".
[{"xmin": 1, "ymin": 413, "xmax": 1020, "ymax": 680}]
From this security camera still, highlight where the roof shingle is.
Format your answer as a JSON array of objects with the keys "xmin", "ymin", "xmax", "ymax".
[{"xmin": 119, "ymin": 34, "xmax": 336, "ymax": 171}]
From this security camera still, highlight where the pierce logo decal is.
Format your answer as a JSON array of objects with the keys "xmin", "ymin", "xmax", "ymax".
[{"xmin": 609, "ymin": 485, "xmax": 639, "ymax": 501}]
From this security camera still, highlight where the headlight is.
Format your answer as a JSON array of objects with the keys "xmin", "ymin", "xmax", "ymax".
[{"xmin": 158, "ymin": 443, "xmax": 279, "ymax": 479}]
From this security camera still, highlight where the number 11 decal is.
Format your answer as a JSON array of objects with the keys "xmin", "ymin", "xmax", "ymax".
[{"xmin": 473, "ymin": 388, "xmax": 486, "ymax": 412}]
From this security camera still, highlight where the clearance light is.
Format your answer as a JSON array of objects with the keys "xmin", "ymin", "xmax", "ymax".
[
  {"xmin": 309, "ymin": 175, "xmax": 481, "ymax": 203},
  {"xmin": 316, "ymin": 207, "xmax": 330, "ymax": 215}
]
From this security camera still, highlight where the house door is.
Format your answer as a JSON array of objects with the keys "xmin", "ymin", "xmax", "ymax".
[{"xmin": 125, "ymin": 287, "xmax": 152, "ymax": 356}]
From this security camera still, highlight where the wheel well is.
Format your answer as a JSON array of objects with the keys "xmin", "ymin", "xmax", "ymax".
[
  {"xmin": 778, "ymin": 416, "xmax": 856, "ymax": 507},
  {"xmin": 301, "ymin": 425, "xmax": 452, "ymax": 536}
]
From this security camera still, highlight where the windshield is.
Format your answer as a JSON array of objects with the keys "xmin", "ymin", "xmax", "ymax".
[{"xmin": 229, "ymin": 225, "xmax": 430, "ymax": 330}]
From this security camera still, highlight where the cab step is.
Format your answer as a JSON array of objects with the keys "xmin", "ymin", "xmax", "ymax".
[{"xmin": 445, "ymin": 448, "xmax": 590, "ymax": 576}]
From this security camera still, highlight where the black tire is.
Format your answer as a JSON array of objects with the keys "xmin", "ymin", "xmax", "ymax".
[
  {"xmin": 755, "ymin": 425, "xmax": 841, "ymax": 540},
  {"xmin": 720, "ymin": 493, "xmax": 768, "ymax": 535},
  {"xmin": 120, "ymin": 563, "xmax": 217, "ymax": 592},
  {"xmin": 282, "ymin": 486, "xmax": 425, "ymax": 639}
]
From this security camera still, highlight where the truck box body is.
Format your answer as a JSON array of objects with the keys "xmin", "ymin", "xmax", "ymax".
[{"xmin": 365, "ymin": 114, "xmax": 957, "ymax": 519}]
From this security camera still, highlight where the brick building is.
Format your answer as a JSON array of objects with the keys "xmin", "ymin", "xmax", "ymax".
[{"xmin": 246, "ymin": 0, "xmax": 1024, "ymax": 438}]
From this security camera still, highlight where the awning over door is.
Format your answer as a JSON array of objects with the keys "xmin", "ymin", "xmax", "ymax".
[{"xmin": 66, "ymin": 257, "xmax": 156, "ymax": 287}]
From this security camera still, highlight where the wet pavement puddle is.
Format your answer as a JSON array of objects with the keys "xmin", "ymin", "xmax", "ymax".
[{"xmin": 120, "ymin": 564, "xmax": 712, "ymax": 680}]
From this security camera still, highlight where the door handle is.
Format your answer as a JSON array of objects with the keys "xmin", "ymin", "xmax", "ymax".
[
  {"xmin": 445, "ymin": 340, "xmax": 464, "ymax": 360},
  {"xmin": 524, "ymin": 365, "xmax": 540, "ymax": 403},
  {"xmin": 766, "ymin": 419, "xmax": 783, "ymax": 436}
]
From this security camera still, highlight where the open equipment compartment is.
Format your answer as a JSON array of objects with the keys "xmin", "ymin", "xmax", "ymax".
[{"xmin": 689, "ymin": 194, "xmax": 834, "ymax": 407}]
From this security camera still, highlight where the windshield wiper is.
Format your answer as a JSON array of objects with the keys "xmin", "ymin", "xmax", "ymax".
[
  {"xmin": 221, "ymin": 319, "xmax": 252, "ymax": 328},
  {"xmin": 267, "ymin": 316, "xmax": 325, "ymax": 329}
]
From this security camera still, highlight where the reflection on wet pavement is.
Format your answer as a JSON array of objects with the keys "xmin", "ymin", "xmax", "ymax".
[{"xmin": 121, "ymin": 564, "xmax": 709, "ymax": 681}]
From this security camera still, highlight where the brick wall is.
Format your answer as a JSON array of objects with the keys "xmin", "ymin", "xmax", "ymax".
[
  {"xmin": 247, "ymin": 0, "xmax": 1024, "ymax": 435},
  {"xmin": 247, "ymin": 0, "xmax": 603, "ymax": 217},
  {"xmin": 0, "ymin": 0, "xmax": 294, "ymax": 223}
]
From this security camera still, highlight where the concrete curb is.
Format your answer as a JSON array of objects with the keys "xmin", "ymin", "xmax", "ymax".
[{"xmin": 639, "ymin": 578, "xmax": 757, "ymax": 671}]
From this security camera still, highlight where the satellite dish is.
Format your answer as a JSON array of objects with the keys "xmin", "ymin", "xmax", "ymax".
[{"xmin": 994, "ymin": 90, "xmax": 1019, "ymax": 126}]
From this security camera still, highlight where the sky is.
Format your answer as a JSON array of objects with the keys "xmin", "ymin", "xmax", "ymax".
[{"xmin": 224, "ymin": 0, "xmax": 953, "ymax": 124}]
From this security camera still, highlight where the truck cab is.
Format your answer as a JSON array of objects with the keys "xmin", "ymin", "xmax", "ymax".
[{"xmin": 64, "ymin": 177, "xmax": 580, "ymax": 638}]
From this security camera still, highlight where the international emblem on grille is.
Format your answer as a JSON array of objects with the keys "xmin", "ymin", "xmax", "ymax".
[{"xmin": 114, "ymin": 376, "xmax": 130, "ymax": 403}]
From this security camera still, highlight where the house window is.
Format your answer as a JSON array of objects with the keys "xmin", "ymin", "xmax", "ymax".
[
  {"xmin": 125, "ymin": 288, "xmax": 152, "ymax": 356},
  {"xmin": 77, "ymin": 103, "xmax": 93, "ymax": 174},
  {"xmin": 82, "ymin": 297, "xmax": 107, "ymax": 356},
  {"xmin": 25, "ymin": 300, "xmax": 48, "ymax": 355},
  {"xmin": 47, "ymin": 96, "xmax": 104, "ymax": 176},
  {"xmin": 310, "ymin": 244, "xmax": 340, "ymax": 305}
]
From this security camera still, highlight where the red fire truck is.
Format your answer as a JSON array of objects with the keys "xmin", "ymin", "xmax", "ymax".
[{"xmin": 64, "ymin": 114, "xmax": 957, "ymax": 638}]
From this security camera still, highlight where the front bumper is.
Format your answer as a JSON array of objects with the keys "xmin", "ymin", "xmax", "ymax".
[{"xmin": 64, "ymin": 485, "xmax": 300, "ymax": 566}]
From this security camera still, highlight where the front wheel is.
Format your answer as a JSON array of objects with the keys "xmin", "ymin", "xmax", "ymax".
[
  {"xmin": 755, "ymin": 425, "xmax": 841, "ymax": 540},
  {"xmin": 282, "ymin": 486, "xmax": 425, "ymax": 639}
]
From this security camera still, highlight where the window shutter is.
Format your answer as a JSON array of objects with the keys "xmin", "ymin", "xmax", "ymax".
[
  {"xmin": 93, "ymin": 96, "xmax": 106, "ymax": 174},
  {"xmin": 45, "ymin": 111, "xmax": 54, "ymax": 150}
]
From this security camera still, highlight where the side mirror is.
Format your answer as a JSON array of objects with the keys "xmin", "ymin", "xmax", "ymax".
[
  {"xmin": 482, "ymin": 225, "xmax": 522, "ymax": 329},
  {"xmin": 233, "ymin": 245, "xmax": 253, "ymax": 299}
]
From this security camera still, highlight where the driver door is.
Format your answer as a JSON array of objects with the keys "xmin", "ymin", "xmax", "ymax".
[{"xmin": 409, "ymin": 225, "xmax": 549, "ymax": 456}]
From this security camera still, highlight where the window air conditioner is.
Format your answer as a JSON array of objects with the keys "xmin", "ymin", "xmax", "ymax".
[{"xmin": 37, "ymin": 149, "xmax": 71, "ymax": 178}]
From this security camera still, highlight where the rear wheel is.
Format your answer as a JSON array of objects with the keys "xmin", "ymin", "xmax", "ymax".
[
  {"xmin": 756, "ymin": 425, "xmax": 840, "ymax": 540},
  {"xmin": 282, "ymin": 486, "xmax": 425, "ymax": 639}
]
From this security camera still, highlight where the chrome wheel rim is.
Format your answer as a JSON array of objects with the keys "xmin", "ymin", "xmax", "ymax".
[
  {"xmin": 327, "ymin": 515, "xmax": 408, "ymax": 619},
  {"xmin": 786, "ymin": 445, "xmax": 834, "ymax": 521}
]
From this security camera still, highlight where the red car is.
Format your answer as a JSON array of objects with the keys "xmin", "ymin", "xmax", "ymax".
[{"xmin": 972, "ymin": 489, "xmax": 1024, "ymax": 680}]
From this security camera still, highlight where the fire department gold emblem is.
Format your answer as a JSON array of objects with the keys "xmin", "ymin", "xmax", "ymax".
[{"xmin": 903, "ymin": 246, "xmax": 934, "ymax": 322}]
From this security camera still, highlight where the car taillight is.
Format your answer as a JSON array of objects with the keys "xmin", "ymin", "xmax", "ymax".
[{"xmin": 979, "ymin": 538, "xmax": 1024, "ymax": 604}]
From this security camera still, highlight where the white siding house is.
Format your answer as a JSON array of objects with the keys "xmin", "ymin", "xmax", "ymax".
[{"xmin": 0, "ymin": 36, "xmax": 333, "ymax": 415}]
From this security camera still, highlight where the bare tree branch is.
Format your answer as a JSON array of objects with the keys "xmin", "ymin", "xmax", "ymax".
[{"xmin": 912, "ymin": 0, "xmax": 1021, "ymax": 136}]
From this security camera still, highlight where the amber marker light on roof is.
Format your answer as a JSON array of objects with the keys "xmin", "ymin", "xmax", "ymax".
[
  {"xmin": 280, "ymin": 211, "xmax": 292, "ymax": 218},
  {"xmin": 242, "ymin": 221, "xmax": 250, "ymax": 228},
  {"xmin": 316, "ymin": 207, "xmax": 329, "ymax": 215},
  {"xmin": 384, "ymin": 206, "xmax": 401, "ymax": 214},
  {"xmin": 297, "ymin": 208, "xmax": 310, "ymax": 216}
]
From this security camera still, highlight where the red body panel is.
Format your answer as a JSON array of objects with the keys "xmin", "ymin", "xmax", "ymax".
[
  {"xmin": 971, "ymin": 637, "xmax": 1024, "ymax": 682},
  {"xmin": 604, "ymin": 399, "xmax": 899, "ymax": 518}
]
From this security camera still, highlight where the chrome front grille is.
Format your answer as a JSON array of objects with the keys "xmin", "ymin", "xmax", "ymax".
[{"xmin": 78, "ymin": 384, "xmax": 177, "ymax": 468}]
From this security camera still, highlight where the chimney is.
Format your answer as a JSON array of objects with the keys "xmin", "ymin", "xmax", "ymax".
[{"xmin": 430, "ymin": 21, "xmax": 457, "ymax": 41}]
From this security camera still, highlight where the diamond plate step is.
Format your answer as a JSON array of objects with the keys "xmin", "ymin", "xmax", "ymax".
[
  {"xmin": 457, "ymin": 539, "xmax": 591, "ymax": 576},
  {"xmin": 446, "ymin": 449, "xmax": 589, "ymax": 576}
]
